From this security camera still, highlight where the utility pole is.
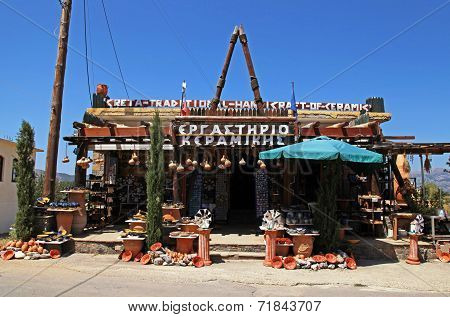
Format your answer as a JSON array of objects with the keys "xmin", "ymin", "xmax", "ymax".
[{"xmin": 43, "ymin": 0, "xmax": 72, "ymax": 200}]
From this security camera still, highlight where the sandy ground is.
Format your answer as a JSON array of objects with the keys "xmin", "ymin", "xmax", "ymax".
[{"xmin": 0, "ymin": 254, "xmax": 448, "ymax": 297}]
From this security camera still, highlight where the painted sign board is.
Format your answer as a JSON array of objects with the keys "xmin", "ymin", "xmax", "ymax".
[
  {"xmin": 175, "ymin": 123, "xmax": 292, "ymax": 146},
  {"xmin": 106, "ymin": 99, "xmax": 372, "ymax": 112}
]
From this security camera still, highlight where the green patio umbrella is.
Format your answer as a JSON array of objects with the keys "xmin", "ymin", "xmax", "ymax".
[{"xmin": 259, "ymin": 136, "xmax": 383, "ymax": 163}]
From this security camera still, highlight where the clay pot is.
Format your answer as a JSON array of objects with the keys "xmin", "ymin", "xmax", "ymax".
[
  {"xmin": 260, "ymin": 162, "xmax": 267, "ymax": 170},
  {"xmin": 169, "ymin": 161, "xmax": 177, "ymax": 170},
  {"xmin": 271, "ymin": 256, "xmax": 283, "ymax": 269},
  {"xmin": 28, "ymin": 239, "xmax": 35, "ymax": 247},
  {"xmin": 224, "ymin": 159, "xmax": 232, "ymax": 168},
  {"xmin": 134, "ymin": 252, "xmax": 143, "ymax": 262},
  {"xmin": 283, "ymin": 257, "xmax": 297, "ymax": 270},
  {"xmin": 16, "ymin": 240, "xmax": 23, "ymax": 248},
  {"xmin": 185, "ymin": 158, "xmax": 193, "ymax": 166},
  {"xmin": 276, "ymin": 244, "xmax": 290, "ymax": 257},
  {"xmin": 218, "ymin": 164, "xmax": 225, "ymax": 170},
  {"xmin": 150, "ymin": 242, "xmax": 162, "ymax": 252},
  {"xmin": 141, "ymin": 254, "xmax": 151, "ymax": 265},
  {"xmin": 21, "ymin": 243, "xmax": 28, "ymax": 252},
  {"xmin": 122, "ymin": 250, "xmax": 133, "ymax": 262},
  {"xmin": 96, "ymin": 83, "xmax": 108, "ymax": 95},
  {"xmin": 50, "ymin": 249, "xmax": 61, "ymax": 259},
  {"xmin": 345, "ymin": 257, "xmax": 357, "ymax": 270},
  {"xmin": 2, "ymin": 250, "xmax": 14, "ymax": 261},
  {"xmin": 192, "ymin": 160, "xmax": 198, "ymax": 167},
  {"xmin": 439, "ymin": 252, "xmax": 450, "ymax": 263},
  {"xmin": 56, "ymin": 211, "xmax": 73, "ymax": 234},
  {"xmin": 220, "ymin": 155, "xmax": 226, "ymax": 164},
  {"xmin": 192, "ymin": 256, "xmax": 204, "ymax": 268},
  {"xmin": 312, "ymin": 255, "xmax": 327, "ymax": 263},
  {"xmin": 203, "ymin": 161, "xmax": 211, "ymax": 171},
  {"xmin": 128, "ymin": 158, "xmax": 136, "ymax": 166},
  {"xmin": 37, "ymin": 247, "xmax": 44, "ymax": 254},
  {"xmin": 131, "ymin": 152, "xmax": 139, "ymax": 162},
  {"xmin": 122, "ymin": 239, "xmax": 144, "ymax": 257},
  {"xmin": 62, "ymin": 156, "xmax": 70, "ymax": 163},
  {"xmin": 325, "ymin": 253, "xmax": 337, "ymax": 264},
  {"xmin": 176, "ymin": 164, "xmax": 185, "ymax": 173},
  {"xmin": 239, "ymin": 158, "xmax": 246, "ymax": 166}
]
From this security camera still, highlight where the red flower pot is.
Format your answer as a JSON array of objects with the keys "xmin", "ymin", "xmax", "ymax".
[
  {"xmin": 150, "ymin": 242, "xmax": 162, "ymax": 252},
  {"xmin": 439, "ymin": 252, "xmax": 450, "ymax": 263},
  {"xmin": 276, "ymin": 244, "xmax": 290, "ymax": 257},
  {"xmin": 325, "ymin": 253, "xmax": 337, "ymax": 264},
  {"xmin": 50, "ymin": 249, "xmax": 61, "ymax": 259},
  {"xmin": 141, "ymin": 254, "xmax": 151, "ymax": 265},
  {"xmin": 312, "ymin": 255, "xmax": 327, "ymax": 263},
  {"xmin": 345, "ymin": 257, "xmax": 357, "ymax": 270},
  {"xmin": 2, "ymin": 250, "xmax": 14, "ymax": 261},
  {"xmin": 122, "ymin": 239, "xmax": 144, "ymax": 257},
  {"xmin": 271, "ymin": 256, "xmax": 283, "ymax": 269},
  {"xmin": 192, "ymin": 256, "xmax": 204, "ymax": 268},
  {"xmin": 283, "ymin": 257, "xmax": 297, "ymax": 270},
  {"xmin": 122, "ymin": 250, "xmax": 133, "ymax": 262}
]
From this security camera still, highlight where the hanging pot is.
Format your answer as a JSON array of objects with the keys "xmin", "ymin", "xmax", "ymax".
[
  {"xmin": 185, "ymin": 158, "xmax": 193, "ymax": 166},
  {"xmin": 76, "ymin": 157, "xmax": 86, "ymax": 166},
  {"xmin": 239, "ymin": 158, "xmax": 246, "ymax": 166},
  {"xmin": 192, "ymin": 160, "xmax": 198, "ymax": 167},
  {"xmin": 131, "ymin": 152, "xmax": 139, "ymax": 162},
  {"xmin": 169, "ymin": 161, "xmax": 177, "ymax": 170},
  {"xmin": 260, "ymin": 162, "xmax": 267, "ymax": 170},
  {"xmin": 218, "ymin": 164, "xmax": 225, "ymax": 170},
  {"xmin": 62, "ymin": 156, "xmax": 70, "ymax": 163},
  {"xmin": 257, "ymin": 160, "xmax": 263, "ymax": 166},
  {"xmin": 204, "ymin": 161, "xmax": 211, "ymax": 171},
  {"xmin": 224, "ymin": 159, "xmax": 232, "ymax": 168},
  {"xmin": 177, "ymin": 164, "xmax": 185, "ymax": 173},
  {"xmin": 220, "ymin": 155, "xmax": 226, "ymax": 164}
]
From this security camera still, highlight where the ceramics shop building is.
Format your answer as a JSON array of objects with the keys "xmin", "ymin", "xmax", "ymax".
[{"xmin": 64, "ymin": 95, "xmax": 396, "ymax": 229}]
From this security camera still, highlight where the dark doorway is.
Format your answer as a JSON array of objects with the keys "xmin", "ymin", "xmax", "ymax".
[{"xmin": 228, "ymin": 153, "xmax": 257, "ymax": 224}]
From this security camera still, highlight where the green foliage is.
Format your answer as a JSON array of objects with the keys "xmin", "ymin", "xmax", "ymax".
[
  {"xmin": 313, "ymin": 161, "xmax": 340, "ymax": 252},
  {"xmin": 34, "ymin": 173, "xmax": 74, "ymax": 201},
  {"xmin": 423, "ymin": 182, "xmax": 446, "ymax": 209},
  {"xmin": 14, "ymin": 121, "xmax": 36, "ymax": 240},
  {"xmin": 146, "ymin": 112, "xmax": 165, "ymax": 247}
]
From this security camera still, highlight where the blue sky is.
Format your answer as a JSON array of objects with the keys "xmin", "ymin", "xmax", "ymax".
[{"xmin": 0, "ymin": 0, "xmax": 449, "ymax": 174}]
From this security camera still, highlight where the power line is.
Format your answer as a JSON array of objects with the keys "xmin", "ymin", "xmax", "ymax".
[
  {"xmin": 100, "ymin": 0, "xmax": 129, "ymax": 98},
  {"xmin": 83, "ymin": 0, "xmax": 92, "ymax": 105}
]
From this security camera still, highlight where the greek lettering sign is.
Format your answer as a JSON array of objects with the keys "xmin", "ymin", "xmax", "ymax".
[
  {"xmin": 175, "ymin": 123, "xmax": 292, "ymax": 147},
  {"xmin": 106, "ymin": 99, "xmax": 372, "ymax": 112}
]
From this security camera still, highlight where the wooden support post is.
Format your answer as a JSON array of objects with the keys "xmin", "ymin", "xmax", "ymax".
[
  {"xmin": 210, "ymin": 26, "xmax": 239, "ymax": 112},
  {"xmin": 419, "ymin": 154, "xmax": 425, "ymax": 202},
  {"xmin": 74, "ymin": 143, "xmax": 87, "ymax": 187},
  {"xmin": 238, "ymin": 25, "xmax": 264, "ymax": 115},
  {"xmin": 43, "ymin": 0, "xmax": 72, "ymax": 200}
]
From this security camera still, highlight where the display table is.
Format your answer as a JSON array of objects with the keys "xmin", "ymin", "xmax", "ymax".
[
  {"xmin": 36, "ymin": 239, "xmax": 74, "ymax": 255},
  {"xmin": 197, "ymin": 228, "xmax": 212, "ymax": 266},
  {"xmin": 287, "ymin": 233, "xmax": 320, "ymax": 258},
  {"xmin": 47, "ymin": 208, "xmax": 79, "ymax": 234},
  {"xmin": 61, "ymin": 190, "xmax": 89, "ymax": 234},
  {"xmin": 391, "ymin": 213, "xmax": 417, "ymax": 240},
  {"xmin": 170, "ymin": 235, "xmax": 198, "ymax": 254},
  {"xmin": 406, "ymin": 233, "xmax": 423, "ymax": 265}
]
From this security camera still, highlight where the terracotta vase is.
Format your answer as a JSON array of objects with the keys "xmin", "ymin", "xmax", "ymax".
[
  {"xmin": 122, "ymin": 239, "xmax": 144, "ymax": 257},
  {"xmin": 283, "ymin": 257, "xmax": 297, "ymax": 270},
  {"xmin": 271, "ymin": 256, "xmax": 283, "ymax": 269},
  {"xmin": 276, "ymin": 244, "xmax": 290, "ymax": 257},
  {"xmin": 406, "ymin": 233, "xmax": 422, "ymax": 265},
  {"xmin": 176, "ymin": 237, "xmax": 195, "ymax": 254},
  {"xmin": 192, "ymin": 256, "xmax": 204, "ymax": 268},
  {"xmin": 264, "ymin": 230, "xmax": 278, "ymax": 267},
  {"xmin": 130, "ymin": 221, "xmax": 147, "ymax": 231},
  {"xmin": 180, "ymin": 223, "xmax": 199, "ymax": 234},
  {"xmin": 292, "ymin": 235, "xmax": 315, "ymax": 258},
  {"xmin": 68, "ymin": 192, "xmax": 87, "ymax": 235},
  {"xmin": 198, "ymin": 228, "xmax": 212, "ymax": 266},
  {"xmin": 56, "ymin": 211, "xmax": 73, "ymax": 234}
]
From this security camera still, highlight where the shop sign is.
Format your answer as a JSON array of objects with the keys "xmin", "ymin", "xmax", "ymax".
[
  {"xmin": 106, "ymin": 99, "xmax": 372, "ymax": 112},
  {"xmin": 176, "ymin": 123, "xmax": 291, "ymax": 146}
]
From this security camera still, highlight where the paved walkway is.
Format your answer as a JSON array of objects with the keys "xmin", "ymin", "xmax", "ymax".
[{"xmin": 0, "ymin": 254, "xmax": 448, "ymax": 297}]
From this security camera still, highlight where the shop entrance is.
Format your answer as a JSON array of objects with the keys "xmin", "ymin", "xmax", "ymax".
[{"xmin": 228, "ymin": 154, "xmax": 257, "ymax": 225}]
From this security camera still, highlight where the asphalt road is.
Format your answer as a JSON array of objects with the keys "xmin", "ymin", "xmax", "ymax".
[{"xmin": 0, "ymin": 254, "xmax": 448, "ymax": 297}]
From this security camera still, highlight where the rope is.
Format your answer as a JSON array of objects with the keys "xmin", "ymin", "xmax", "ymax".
[
  {"xmin": 101, "ymin": 0, "xmax": 129, "ymax": 98},
  {"xmin": 83, "ymin": 0, "xmax": 92, "ymax": 106}
]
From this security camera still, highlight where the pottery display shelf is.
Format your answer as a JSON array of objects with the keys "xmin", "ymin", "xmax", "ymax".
[
  {"xmin": 118, "ymin": 236, "xmax": 146, "ymax": 257},
  {"xmin": 287, "ymin": 233, "xmax": 320, "ymax": 258},
  {"xmin": 47, "ymin": 207, "xmax": 80, "ymax": 234},
  {"xmin": 170, "ymin": 234, "xmax": 198, "ymax": 254}
]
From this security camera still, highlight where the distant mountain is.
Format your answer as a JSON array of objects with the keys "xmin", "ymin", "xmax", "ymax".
[
  {"xmin": 411, "ymin": 168, "xmax": 450, "ymax": 192},
  {"xmin": 35, "ymin": 169, "xmax": 74, "ymax": 182}
]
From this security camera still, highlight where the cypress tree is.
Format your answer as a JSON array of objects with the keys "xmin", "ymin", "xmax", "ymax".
[
  {"xmin": 146, "ymin": 112, "xmax": 165, "ymax": 246},
  {"xmin": 14, "ymin": 121, "xmax": 36, "ymax": 240}
]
